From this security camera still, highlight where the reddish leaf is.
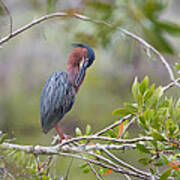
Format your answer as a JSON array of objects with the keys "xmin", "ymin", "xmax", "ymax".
[
  {"xmin": 118, "ymin": 122, "xmax": 124, "ymax": 137},
  {"xmin": 89, "ymin": 142, "xmax": 94, "ymax": 146},
  {"xmin": 168, "ymin": 160, "xmax": 180, "ymax": 170},
  {"xmin": 103, "ymin": 169, "xmax": 113, "ymax": 176}
]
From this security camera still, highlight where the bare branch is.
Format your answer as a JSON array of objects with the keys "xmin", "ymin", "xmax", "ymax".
[
  {"xmin": 162, "ymin": 77, "xmax": 180, "ymax": 92},
  {"xmin": 118, "ymin": 28, "xmax": 180, "ymax": 88},
  {"xmin": 85, "ymin": 143, "xmax": 136, "ymax": 151},
  {"xmin": 0, "ymin": 136, "xmax": 153, "ymax": 155},
  {"xmin": 86, "ymin": 162, "xmax": 102, "ymax": 180},
  {"xmin": 0, "ymin": 11, "xmax": 179, "ymax": 90},
  {"xmin": 0, "ymin": 12, "xmax": 67, "ymax": 45},
  {"xmin": 58, "ymin": 152, "xmax": 149, "ymax": 179},
  {"xmin": 120, "ymin": 117, "xmax": 136, "ymax": 138},
  {"xmin": 60, "ymin": 136, "xmax": 154, "ymax": 147},
  {"xmin": 95, "ymin": 114, "xmax": 132, "ymax": 136},
  {"xmin": 102, "ymin": 148, "xmax": 151, "ymax": 178}
]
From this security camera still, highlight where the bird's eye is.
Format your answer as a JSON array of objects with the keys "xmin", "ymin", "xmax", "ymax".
[{"xmin": 86, "ymin": 58, "xmax": 89, "ymax": 62}]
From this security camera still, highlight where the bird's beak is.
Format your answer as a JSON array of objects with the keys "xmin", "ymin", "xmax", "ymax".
[{"xmin": 75, "ymin": 57, "xmax": 89, "ymax": 87}]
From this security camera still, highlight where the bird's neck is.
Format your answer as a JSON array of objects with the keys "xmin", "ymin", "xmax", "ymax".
[{"xmin": 67, "ymin": 65, "xmax": 85, "ymax": 93}]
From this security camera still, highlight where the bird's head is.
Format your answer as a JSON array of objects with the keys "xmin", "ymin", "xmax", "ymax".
[
  {"xmin": 68, "ymin": 43, "xmax": 95, "ymax": 88},
  {"xmin": 71, "ymin": 43, "xmax": 95, "ymax": 68}
]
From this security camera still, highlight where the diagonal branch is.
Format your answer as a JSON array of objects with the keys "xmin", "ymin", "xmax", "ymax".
[
  {"xmin": 95, "ymin": 114, "xmax": 132, "ymax": 136},
  {"xmin": 86, "ymin": 161, "xmax": 102, "ymax": 180},
  {"xmin": 0, "ymin": 12, "xmax": 67, "ymax": 45},
  {"xmin": 0, "ymin": 11, "xmax": 179, "ymax": 90},
  {"xmin": 102, "ymin": 148, "xmax": 151, "ymax": 178}
]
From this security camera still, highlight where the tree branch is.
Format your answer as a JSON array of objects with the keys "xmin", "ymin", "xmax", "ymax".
[{"xmin": 0, "ymin": 11, "xmax": 179, "ymax": 90}]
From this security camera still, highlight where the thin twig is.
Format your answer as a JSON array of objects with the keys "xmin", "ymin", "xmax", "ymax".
[
  {"xmin": 64, "ymin": 158, "xmax": 73, "ymax": 180},
  {"xmin": 95, "ymin": 114, "xmax": 132, "ymax": 136},
  {"xmin": 124, "ymin": 174, "xmax": 131, "ymax": 180},
  {"xmin": 102, "ymin": 148, "xmax": 151, "ymax": 178},
  {"xmin": 34, "ymin": 154, "xmax": 42, "ymax": 180},
  {"xmin": 86, "ymin": 162, "xmax": 102, "ymax": 180},
  {"xmin": 162, "ymin": 77, "xmax": 180, "ymax": 92},
  {"xmin": 120, "ymin": 117, "xmax": 136, "ymax": 138},
  {"xmin": 58, "ymin": 152, "xmax": 149, "ymax": 179},
  {"xmin": 0, "ymin": 12, "xmax": 67, "ymax": 45}
]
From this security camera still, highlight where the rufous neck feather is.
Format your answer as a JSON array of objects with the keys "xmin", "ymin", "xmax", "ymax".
[{"xmin": 67, "ymin": 47, "xmax": 88, "ymax": 92}]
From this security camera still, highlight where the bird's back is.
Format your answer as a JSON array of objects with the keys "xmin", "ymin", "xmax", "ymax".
[{"xmin": 40, "ymin": 70, "xmax": 75, "ymax": 133}]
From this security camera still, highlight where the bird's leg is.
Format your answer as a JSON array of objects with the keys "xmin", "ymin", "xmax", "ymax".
[{"xmin": 55, "ymin": 125, "xmax": 68, "ymax": 143}]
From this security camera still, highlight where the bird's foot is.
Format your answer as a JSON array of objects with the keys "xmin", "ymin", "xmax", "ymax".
[{"xmin": 59, "ymin": 135, "xmax": 68, "ymax": 144}]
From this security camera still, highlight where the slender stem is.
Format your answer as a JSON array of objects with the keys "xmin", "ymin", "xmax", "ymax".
[
  {"xmin": 95, "ymin": 114, "xmax": 132, "ymax": 136},
  {"xmin": 86, "ymin": 162, "xmax": 102, "ymax": 180},
  {"xmin": 102, "ymin": 148, "xmax": 150, "ymax": 178},
  {"xmin": 0, "ymin": 12, "xmax": 67, "ymax": 45},
  {"xmin": 120, "ymin": 117, "xmax": 136, "ymax": 138}
]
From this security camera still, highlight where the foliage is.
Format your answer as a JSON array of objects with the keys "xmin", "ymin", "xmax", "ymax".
[
  {"xmin": 1, "ymin": 76, "xmax": 180, "ymax": 179},
  {"xmin": 113, "ymin": 77, "xmax": 180, "ymax": 179}
]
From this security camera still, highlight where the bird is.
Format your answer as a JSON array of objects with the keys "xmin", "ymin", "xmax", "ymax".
[{"xmin": 40, "ymin": 43, "xmax": 95, "ymax": 142}]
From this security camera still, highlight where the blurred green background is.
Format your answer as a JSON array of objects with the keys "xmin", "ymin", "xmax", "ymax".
[{"xmin": 1, "ymin": 0, "xmax": 180, "ymax": 179}]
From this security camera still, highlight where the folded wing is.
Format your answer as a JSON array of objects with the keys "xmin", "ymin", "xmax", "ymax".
[{"xmin": 40, "ymin": 71, "xmax": 75, "ymax": 133}]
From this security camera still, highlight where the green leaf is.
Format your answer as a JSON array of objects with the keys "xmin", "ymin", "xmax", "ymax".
[
  {"xmin": 139, "ymin": 76, "xmax": 149, "ymax": 95},
  {"xmin": 137, "ymin": 93, "xmax": 143, "ymax": 109},
  {"xmin": 132, "ymin": 77, "xmax": 139, "ymax": 100},
  {"xmin": 0, "ymin": 133, "xmax": 8, "ymax": 144},
  {"xmin": 175, "ymin": 63, "xmax": 180, "ymax": 71},
  {"xmin": 78, "ymin": 163, "xmax": 88, "ymax": 169},
  {"xmin": 138, "ymin": 158, "xmax": 150, "ymax": 165},
  {"xmin": 156, "ymin": 155, "xmax": 169, "ymax": 166},
  {"xmin": 83, "ymin": 167, "xmax": 90, "ymax": 174},
  {"xmin": 138, "ymin": 115, "xmax": 149, "ymax": 131},
  {"xmin": 85, "ymin": 124, "xmax": 91, "ymax": 135},
  {"xmin": 150, "ymin": 168, "xmax": 156, "ymax": 175},
  {"xmin": 106, "ymin": 129, "xmax": 117, "ymax": 138},
  {"xmin": 112, "ymin": 108, "xmax": 131, "ymax": 116},
  {"xmin": 155, "ymin": 21, "xmax": 180, "ymax": 35},
  {"xmin": 124, "ymin": 103, "xmax": 138, "ymax": 114},
  {"xmin": 144, "ymin": 84, "xmax": 155, "ymax": 102},
  {"xmin": 146, "ymin": 87, "xmax": 163, "ymax": 108},
  {"xmin": 136, "ymin": 143, "xmax": 150, "ymax": 153},
  {"xmin": 176, "ymin": 98, "xmax": 180, "ymax": 108},
  {"xmin": 75, "ymin": 127, "xmax": 82, "ymax": 136},
  {"xmin": 151, "ymin": 131, "xmax": 165, "ymax": 141},
  {"xmin": 159, "ymin": 168, "xmax": 171, "ymax": 180}
]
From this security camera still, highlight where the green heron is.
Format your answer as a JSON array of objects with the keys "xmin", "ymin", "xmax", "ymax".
[{"xmin": 40, "ymin": 44, "xmax": 95, "ymax": 141}]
